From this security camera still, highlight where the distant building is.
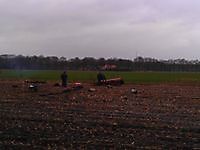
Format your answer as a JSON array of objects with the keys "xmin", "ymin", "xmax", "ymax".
[
  {"xmin": 101, "ymin": 64, "xmax": 117, "ymax": 70},
  {"xmin": 0, "ymin": 54, "xmax": 16, "ymax": 59}
]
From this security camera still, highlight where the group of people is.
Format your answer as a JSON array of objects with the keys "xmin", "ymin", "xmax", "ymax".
[{"xmin": 60, "ymin": 71, "xmax": 106, "ymax": 87}]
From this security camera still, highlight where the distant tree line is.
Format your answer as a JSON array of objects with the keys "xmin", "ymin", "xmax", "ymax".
[{"xmin": 1, "ymin": 54, "xmax": 200, "ymax": 72}]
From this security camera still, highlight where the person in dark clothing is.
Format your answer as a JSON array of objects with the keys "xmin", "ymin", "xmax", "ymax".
[
  {"xmin": 61, "ymin": 71, "xmax": 68, "ymax": 87},
  {"xmin": 97, "ymin": 71, "xmax": 106, "ymax": 85}
]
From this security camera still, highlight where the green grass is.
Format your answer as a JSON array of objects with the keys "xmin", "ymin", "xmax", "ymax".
[{"xmin": 1, "ymin": 69, "xmax": 200, "ymax": 83}]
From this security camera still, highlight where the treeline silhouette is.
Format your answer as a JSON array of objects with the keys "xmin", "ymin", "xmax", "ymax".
[{"xmin": 1, "ymin": 54, "xmax": 200, "ymax": 72}]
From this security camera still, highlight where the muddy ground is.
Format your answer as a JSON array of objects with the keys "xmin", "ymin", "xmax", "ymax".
[{"xmin": 0, "ymin": 80, "xmax": 199, "ymax": 149}]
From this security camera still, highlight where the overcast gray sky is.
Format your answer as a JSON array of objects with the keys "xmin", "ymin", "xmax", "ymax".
[{"xmin": 1, "ymin": 0, "xmax": 200, "ymax": 59}]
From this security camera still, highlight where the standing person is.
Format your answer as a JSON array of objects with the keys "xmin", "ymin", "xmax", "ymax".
[
  {"xmin": 61, "ymin": 71, "xmax": 68, "ymax": 87},
  {"xmin": 97, "ymin": 71, "xmax": 106, "ymax": 85}
]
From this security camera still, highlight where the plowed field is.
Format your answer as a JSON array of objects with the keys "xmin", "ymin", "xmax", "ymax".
[{"xmin": 0, "ymin": 81, "xmax": 199, "ymax": 149}]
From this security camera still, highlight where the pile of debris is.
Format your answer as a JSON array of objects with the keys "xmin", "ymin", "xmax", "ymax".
[
  {"xmin": 63, "ymin": 82, "xmax": 83, "ymax": 93},
  {"xmin": 25, "ymin": 80, "xmax": 46, "ymax": 92},
  {"xmin": 99, "ymin": 78, "xmax": 124, "ymax": 86}
]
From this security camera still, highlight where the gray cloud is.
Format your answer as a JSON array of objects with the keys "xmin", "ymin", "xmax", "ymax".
[{"xmin": 0, "ymin": 0, "xmax": 200, "ymax": 59}]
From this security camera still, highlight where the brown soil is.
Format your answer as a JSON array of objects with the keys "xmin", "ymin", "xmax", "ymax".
[{"xmin": 0, "ymin": 80, "xmax": 199, "ymax": 149}]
